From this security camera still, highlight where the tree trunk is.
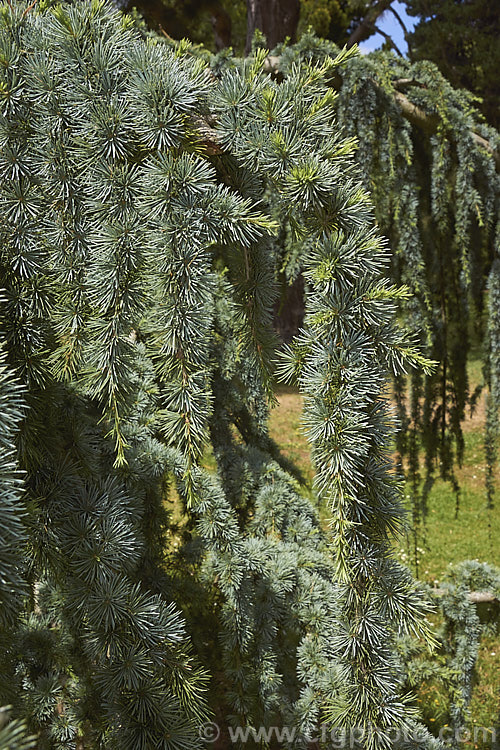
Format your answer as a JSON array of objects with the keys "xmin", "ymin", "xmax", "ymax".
[
  {"xmin": 273, "ymin": 274, "xmax": 305, "ymax": 343},
  {"xmin": 210, "ymin": 4, "xmax": 232, "ymax": 50},
  {"xmin": 246, "ymin": 0, "xmax": 300, "ymax": 54}
]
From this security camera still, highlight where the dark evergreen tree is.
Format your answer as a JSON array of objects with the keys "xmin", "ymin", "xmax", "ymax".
[
  {"xmin": 405, "ymin": 0, "xmax": 500, "ymax": 129},
  {"xmin": 118, "ymin": 0, "xmax": 374, "ymax": 57}
]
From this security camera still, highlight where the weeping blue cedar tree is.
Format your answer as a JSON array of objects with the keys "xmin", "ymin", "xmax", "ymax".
[
  {"xmin": 0, "ymin": 1, "xmax": 444, "ymax": 747},
  {"xmin": 261, "ymin": 33, "xmax": 500, "ymax": 541}
]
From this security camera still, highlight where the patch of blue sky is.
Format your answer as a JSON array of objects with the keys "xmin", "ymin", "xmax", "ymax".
[{"xmin": 358, "ymin": 1, "xmax": 416, "ymax": 56}]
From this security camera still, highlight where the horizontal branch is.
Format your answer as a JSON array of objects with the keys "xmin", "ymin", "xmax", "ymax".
[
  {"xmin": 262, "ymin": 56, "xmax": 500, "ymax": 171},
  {"xmin": 432, "ymin": 588, "xmax": 499, "ymax": 604},
  {"xmin": 393, "ymin": 91, "xmax": 500, "ymax": 169},
  {"xmin": 393, "ymin": 78, "xmax": 428, "ymax": 89},
  {"xmin": 347, "ymin": 0, "xmax": 394, "ymax": 49},
  {"xmin": 393, "ymin": 90, "xmax": 439, "ymax": 132}
]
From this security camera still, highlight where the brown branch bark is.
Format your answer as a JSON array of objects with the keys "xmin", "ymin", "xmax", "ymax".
[
  {"xmin": 392, "ymin": 78, "xmax": 428, "ymax": 89},
  {"xmin": 261, "ymin": 57, "xmax": 500, "ymax": 171},
  {"xmin": 192, "ymin": 115, "xmax": 223, "ymax": 155},
  {"xmin": 347, "ymin": 0, "xmax": 394, "ymax": 48},
  {"xmin": 393, "ymin": 90, "xmax": 439, "ymax": 132},
  {"xmin": 432, "ymin": 589, "xmax": 498, "ymax": 603}
]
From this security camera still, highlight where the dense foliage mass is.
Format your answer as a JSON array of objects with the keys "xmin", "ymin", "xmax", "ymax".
[
  {"xmin": 254, "ymin": 33, "xmax": 500, "ymax": 536},
  {"xmin": 0, "ymin": 1, "xmax": 498, "ymax": 748},
  {"xmin": 123, "ymin": 0, "xmax": 500, "ymax": 531},
  {"xmin": 406, "ymin": 0, "xmax": 500, "ymax": 129}
]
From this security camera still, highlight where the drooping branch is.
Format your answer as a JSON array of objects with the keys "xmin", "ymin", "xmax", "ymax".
[
  {"xmin": 195, "ymin": 55, "xmax": 500, "ymax": 170},
  {"xmin": 260, "ymin": 56, "xmax": 500, "ymax": 172},
  {"xmin": 393, "ymin": 91, "xmax": 500, "ymax": 169},
  {"xmin": 388, "ymin": 5, "xmax": 410, "ymax": 44}
]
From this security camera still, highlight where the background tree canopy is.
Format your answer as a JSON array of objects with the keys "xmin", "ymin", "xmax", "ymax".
[
  {"xmin": 406, "ymin": 0, "xmax": 500, "ymax": 130},
  {"xmin": 125, "ymin": 0, "xmax": 499, "ymax": 132}
]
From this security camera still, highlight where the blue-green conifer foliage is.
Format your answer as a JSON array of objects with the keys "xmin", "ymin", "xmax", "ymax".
[{"xmin": 0, "ymin": 1, "xmax": 471, "ymax": 748}]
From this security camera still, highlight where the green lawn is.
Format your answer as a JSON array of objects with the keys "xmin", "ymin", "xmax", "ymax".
[{"xmin": 269, "ymin": 383, "xmax": 499, "ymax": 580}]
